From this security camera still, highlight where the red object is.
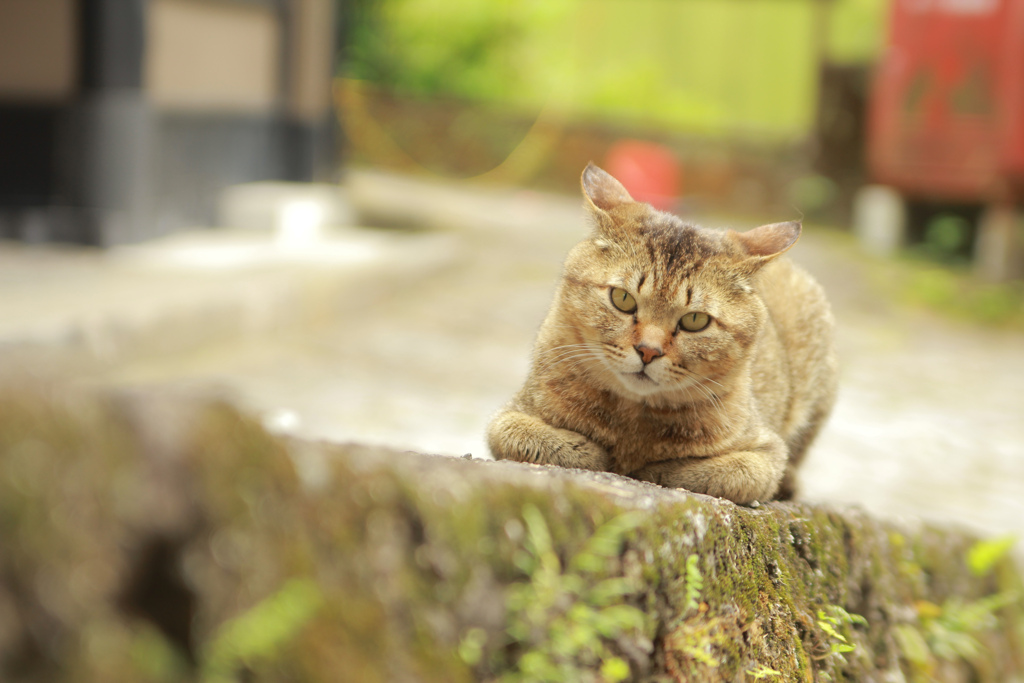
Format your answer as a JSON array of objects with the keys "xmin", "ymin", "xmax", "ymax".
[
  {"xmin": 868, "ymin": 0, "xmax": 1024, "ymax": 202},
  {"xmin": 604, "ymin": 140, "xmax": 682, "ymax": 210}
]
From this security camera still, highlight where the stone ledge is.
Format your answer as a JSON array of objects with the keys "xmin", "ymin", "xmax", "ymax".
[{"xmin": 0, "ymin": 387, "xmax": 1020, "ymax": 682}]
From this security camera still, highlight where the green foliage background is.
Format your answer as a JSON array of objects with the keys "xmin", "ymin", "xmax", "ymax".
[{"xmin": 342, "ymin": 0, "xmax": 886, "ymax": 141}]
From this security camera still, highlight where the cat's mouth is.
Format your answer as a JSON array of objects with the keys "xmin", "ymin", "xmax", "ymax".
[{"xmin": 626, "ymin": 370, "xmax": 658, "ymax": 384}]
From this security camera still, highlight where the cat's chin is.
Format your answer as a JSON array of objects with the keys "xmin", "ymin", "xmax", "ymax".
[
  {"xmin": 606, "ymin": 369, "xmax": 711, "ymax": 405},
  {"xmin": 612, "ymin": 371, "xmax": 672, "ymax": 399}
]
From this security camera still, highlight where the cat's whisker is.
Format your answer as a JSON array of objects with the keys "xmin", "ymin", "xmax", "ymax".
[
  {"xmin": 543, "ymin": 351, "xmax": 601, "ymax": 365},
  {"xmin": 669, "ymin": 364, "xmax": 725, "ymax": 393},
  {"xmin": 537, "ymin": 345, "xmax": 598, "ymax": 363},
  {"xmin": 540, "ymin": 342, "xmax": 594, "ymax": 354},
  {"xmin": 543, "ymin": 343, "xmax": 598, "ymax": 353},
  {"xmin": 539, "ymin": 346, "xmax": 601, "ymax": 364},
  {"xmin": 540, "ymin": 351, "xmax": 593, "ymax": 365},
  {"xmin": 660, "ymin": 366, "xmax": 735, "ymax": 433},
  {"xmin": 543, "ymin": 324, "xmax": 600, "ymax": 337},
  {"xmin": 545, "ymin": 354, "xmax": 606, "ymax": 380},
  {"xmin": 537, "ymin": 348, "xmax": 606, "ymax": 371},
  {"xmin": 684, "ymin": 381, "xmax": 734, "ymax": 435},
  {"xmin": 559, "ymin": 360, "xmax": 602, "ymax": 376},
  {"xmin": 696, "ymin": 374, "xmax": 726, "ymax": 390}
]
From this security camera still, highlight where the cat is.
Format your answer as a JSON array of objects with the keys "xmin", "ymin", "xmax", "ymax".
[{"xmin": 487, "ymin": 163, "xmax": 837, "ymax": 504}]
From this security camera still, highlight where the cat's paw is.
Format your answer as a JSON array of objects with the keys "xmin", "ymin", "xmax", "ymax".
[
  {"xmin": 488, "ymin": 410, "xmax": 611, "ymax": 472},
  {"xmin": 550, "ymin": 428, "xmax": 613, "ymax": 472},
  {"xmin": 631, "ymin": 448, "xmax": 784, "ymax": 505}
]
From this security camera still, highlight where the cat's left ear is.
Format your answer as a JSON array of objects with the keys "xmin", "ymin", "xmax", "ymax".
[
  {"xmin": 581, "ymin": 163, "xmax": 634, "ymax": 214},
  {"xmin": 728, "ymin": 221, "xmax": 801, "ymax": 266}
]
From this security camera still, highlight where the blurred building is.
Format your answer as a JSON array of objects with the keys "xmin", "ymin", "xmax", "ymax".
[
  {"xmin": 0, "ymin": 0, "xmax": 337, "ymax": 245},
  {"xmin": 856, "ymin": 0, "xmax": 1024, "ymax": 279}
]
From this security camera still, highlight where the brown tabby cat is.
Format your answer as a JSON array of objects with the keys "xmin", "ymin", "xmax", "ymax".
[{"xmin": 487, "ymin": 163, "xmax": 837, "ymax": 504}]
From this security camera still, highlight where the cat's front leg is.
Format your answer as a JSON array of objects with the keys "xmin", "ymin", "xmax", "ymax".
[
  {"xmin": 488, "ymin": 410, "xmax": 612, "ymax": 472},
  {"xmin": 630, "ymin": 439, "xmax": 787, "ymax": 505}
]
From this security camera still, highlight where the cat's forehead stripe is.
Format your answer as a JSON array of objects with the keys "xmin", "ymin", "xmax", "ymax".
[{"xmin": 640, "ymin": 219, "xmax": 716, "ymax": 278}]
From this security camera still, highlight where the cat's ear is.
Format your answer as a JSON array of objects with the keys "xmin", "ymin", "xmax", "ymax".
[
  {"xmin": 728, "ymin": 221, "xmax": 801, "ymax": 265},
  {"xmin": 581, "ymin": 163, "xmax": 634, "ymax": 214}
]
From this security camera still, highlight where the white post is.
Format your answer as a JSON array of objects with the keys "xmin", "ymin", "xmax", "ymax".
[{"xmin": 852, "ymin": 185, "xmax": 907, "ymax": 257}]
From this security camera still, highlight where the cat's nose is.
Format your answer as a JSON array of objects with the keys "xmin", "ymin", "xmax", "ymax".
[{"xmin": 634, "ymin": 344, "xmax": 663, "ymax": 365}]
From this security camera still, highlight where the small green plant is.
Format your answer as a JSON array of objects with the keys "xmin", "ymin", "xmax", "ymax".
[
  {"xmin": 599, "ymin": 657, "xmax": 631, "ymax": 681},
  {"xmin": 201, "ymin": 578, "xmax": 324, "ymax": 683},
  {"xmin": 747, "ymin": 664, "xmax": 782, "ymax": 679},
  {"xmin": 678, "ymin": 637, "xmax": 719, "ymax": 668},
  {"xmin": 900, "ymin": 592, "xmax": 1019, "ymax": 668},
  {"xmin": 130, "ymin": 624, "xmax": 192, "ymax": 682},
  {"xmin": 499, "ymin": 504, "xmax": 649, "ymax": 683},
  {"xmin": 893, "ymin": 622, "xmax": 932, "ymax": 673},
  {"xmin": 966, "ymin": 534, "xmax": 1016, "ymax": 577},
  {"xmin": 663, "ymin": 555, "xmax": 726, "ymax": 677},
  {"xmin": 684, "ymin": 554, "xmax": 704, "ymax": 615},
  {"xmin": 817, "ymin": 605, "xmax": 867, "ymax": 657},
  {"xmin": 895, "ymin": 535, "xmax": 1021, "ymax": 677},
  {"xmin": 458, "ymin": 627, "xmax": 488, "ymax": 666},
  {"xmin": 664, "ymin": 617, "xmax": 722, "ymax": 674}
]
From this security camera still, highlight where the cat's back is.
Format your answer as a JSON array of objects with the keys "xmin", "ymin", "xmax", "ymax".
[
  {"xmin": 757, "ymin": 257, "xmax": 834, "ymax": 362},
  {"xmin": 755, "ymin": 257, "xmax": 837, "ymax": 453}
]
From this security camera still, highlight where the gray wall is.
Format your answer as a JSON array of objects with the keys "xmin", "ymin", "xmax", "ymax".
[{"xmin": 0, "ymin": 0, "xmax": 337, "ymax": 245}]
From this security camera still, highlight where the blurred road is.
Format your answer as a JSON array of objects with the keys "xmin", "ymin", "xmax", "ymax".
[{"xmin": 3, "ymin": 169, "xmax": 1023, "ymax": 542}]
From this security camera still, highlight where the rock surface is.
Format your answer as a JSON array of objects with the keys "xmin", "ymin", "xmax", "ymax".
[{"xmin": 0, "ymin": 387, "xmax": 1021, "ymax": 682}]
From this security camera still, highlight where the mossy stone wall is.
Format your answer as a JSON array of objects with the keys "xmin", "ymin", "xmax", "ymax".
[{"xmin": 0, "ymin": 388, "xmax": 1020, "ymax": 682}]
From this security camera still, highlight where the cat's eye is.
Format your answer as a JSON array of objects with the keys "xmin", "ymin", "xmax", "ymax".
[
  {"xmin": 609, "ymin": 287, "xmax": 637, "ymax": 314},
  {"xmin": 679, "ymin": 312, "xmax": 711, "ymax": 332}
]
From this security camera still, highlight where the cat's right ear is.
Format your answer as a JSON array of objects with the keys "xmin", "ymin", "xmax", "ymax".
[
  {"xmin": 581, "ymin": 163, "xmax": 634, "ymax": 215},
  {"xmin": 728, "ymin": 221, "xmax": 802, "ymax": 267}
]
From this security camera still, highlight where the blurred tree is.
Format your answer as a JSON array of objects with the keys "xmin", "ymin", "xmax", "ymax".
[
  {"xmin": 342, "ymin": 0, "xmax": 569, "ymax": 105},
  {"xmin": 826, "ymin": 0, "xmax": 887, "ymax": 66},
  {"xmin": 340, "ymin": 0, "xmax": 885, "ymax": 143},
  {"xmin": 338, "ymin": 0, "xmax": 888, "ymax": 207}
]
